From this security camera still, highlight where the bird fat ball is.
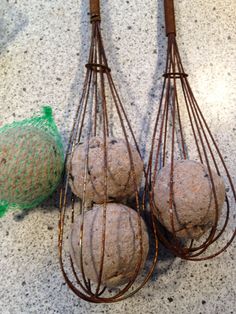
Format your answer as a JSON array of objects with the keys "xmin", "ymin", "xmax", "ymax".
[
  {"xmin": 68, "ymin": 136, "xmax": 143, "ymax": 203},
  {"xmin": 153, "ymin": 160, "xmax": 225, "ymax": 239},
  {"xmin": 70, "ymin": 203, "xmax": 149, "ymax": 287}
]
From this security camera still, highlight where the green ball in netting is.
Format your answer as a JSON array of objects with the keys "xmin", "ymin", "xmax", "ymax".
[{"xmin": 0, "ymin": 107, "xmax": 64, "ymax": 217}]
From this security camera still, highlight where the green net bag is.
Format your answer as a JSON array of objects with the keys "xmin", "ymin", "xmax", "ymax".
[{"xmin": 0, "ymin": 106, "xmax": 64, "ymax": 217}]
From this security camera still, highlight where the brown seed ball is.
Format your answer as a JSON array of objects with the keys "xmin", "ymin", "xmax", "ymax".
[
  {"xmin": 0, "ymin": 126, "xmax": 64, "ymax": 208},
  {"xmin": 68, "ymin": 136, "xmax": 143, "ymax": 203},
  {"xmin": 153, "ymin": 160, "xmax": 225, "ymax": 239},
  {"xmin": 70, "ymin": 203, "xmax": 149, "ymax": 287}
]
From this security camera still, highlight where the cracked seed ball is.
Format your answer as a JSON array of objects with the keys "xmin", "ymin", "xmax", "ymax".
[
  {"xmin": 0, "ymin": 126, "xmax": 64, "ymax": 209},
  {"xmin": 70, "ymin": 203, "xmax": 149, "ymax": 287},
  {"xmin": 153, "ymin": 160, "xmax": 225, "ymax": 239},
  {"xmin": 68, "ymin": 136, "xmax": 143, "ymax": 203}
]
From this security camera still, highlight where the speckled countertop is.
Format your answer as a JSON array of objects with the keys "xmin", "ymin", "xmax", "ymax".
[{"xmin": 0, "ymin": 0, "xmax": 236, "ymax": 313}]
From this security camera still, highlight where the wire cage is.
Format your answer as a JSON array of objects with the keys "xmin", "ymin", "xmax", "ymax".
[
  {"xmin": 147, "ymin": 0, "xmax": 236, "ymax": 261},
  {"xmin": 58, "ymin": 0, "xmax": 158, "ymax": 303}
]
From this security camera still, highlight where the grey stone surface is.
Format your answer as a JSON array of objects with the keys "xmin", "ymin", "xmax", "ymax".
[{"xmin": 0, "ymin": 0, "xmax": 235, "ymax": 313}]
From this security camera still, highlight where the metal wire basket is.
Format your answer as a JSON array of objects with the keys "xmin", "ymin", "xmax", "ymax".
[
  {"xmin": 147, "ymin": 0, "xmax": 236, "ymax": 261},
  {"xmin": 58, "ymin": 0, "xmax": 158, "ymax": 303}
]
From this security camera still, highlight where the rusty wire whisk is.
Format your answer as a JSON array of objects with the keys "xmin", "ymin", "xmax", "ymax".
[
  {"xmin": 147, "ymin": 0, "xmax": 236, "ymax": 261},
  {"xmin": 58, "ymin": 0, "xmax": 158, "ymax": 303}
]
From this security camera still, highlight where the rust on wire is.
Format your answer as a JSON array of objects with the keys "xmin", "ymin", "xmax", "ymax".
[
  {"xmin": 58, "ymin": 0, "xmax": 158, "ymax": 303},
  {"xmin": 147, "ymin": 0, "xmax": 236, "ymax": 261}
]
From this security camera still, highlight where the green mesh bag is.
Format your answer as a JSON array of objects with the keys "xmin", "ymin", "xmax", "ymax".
[{"xmin": 0, "ymin": 106, "xmax": 64, "ymax": 217}]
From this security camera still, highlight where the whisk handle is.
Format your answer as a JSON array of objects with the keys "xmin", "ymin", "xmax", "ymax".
[
  {"xmin": 164, "ymin": 0, "xmax": 176, "ymax": 36},
  {"xmin": 90, "ymin": 0, "xmax": 101, "ymax": 23}
]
